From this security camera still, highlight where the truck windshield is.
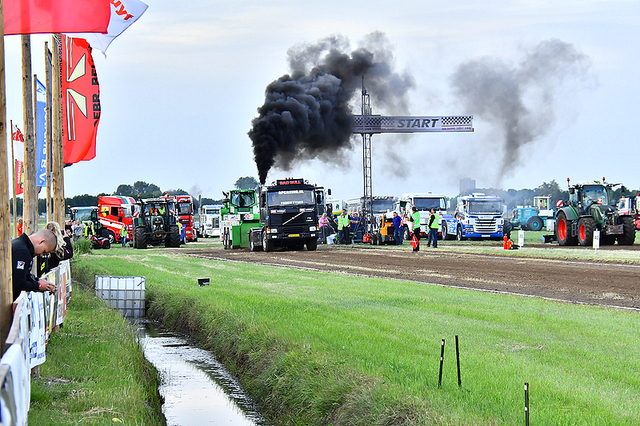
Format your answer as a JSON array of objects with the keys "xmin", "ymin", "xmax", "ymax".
[
  {"xmin": 468, "ymin": 200, "xmax": 502, "ymax": 214},
  {"xmin": 73, "ymin": 207, "xmax": 94, "ymax": 222},
  {"xmin": 372, "ymin": 199, "xmax": 395, "ymax": 213},
  {"xmin": 582, "ymin": 185, "xmax": 608, "ymax": 206},
  {"xmin": 122, "ymin": 206, "xmax": 133, "ymax": 218},
  {"xmin": 268, "ymin": 189, "xmax": 315, "ymax": 206},
  {"xmin": 230, "ymin": 192, "xmax": 255, "ymax": 207},
  {"xmin": 177, "ymin": 202, "xmax": 193, "ymax": 215},
  {"xmin": 412, "ymin": 198, "xmax": 445, "ymax": 211}
]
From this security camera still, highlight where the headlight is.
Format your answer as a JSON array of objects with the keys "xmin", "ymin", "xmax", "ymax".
[
  {"xmin": 269, "ymin": 228, "xmax": 278, "ymax": 233},
  {"xmin": 309, "ymin": 226, "xmax": 317, "ymax": 231}
]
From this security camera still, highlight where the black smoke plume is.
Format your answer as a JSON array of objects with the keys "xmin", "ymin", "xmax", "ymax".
[
  {"xmin": 451, "ymin": 39, "xmax": 590, "ymax": 184},
  {"xmin": 249, "ymin": 32, "xmax": 414, "ymax": 184}
]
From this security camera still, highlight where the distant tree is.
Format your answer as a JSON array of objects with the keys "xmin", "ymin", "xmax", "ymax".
[
  {"xmin": 115, "ymin": 184, "xmax": 134, "ymax": 196},
  {"xmin": 536, "ymin": 180, "xmax": 568, "ymax": 206},
  {"xmin": 234, "ymin": 176, "xmax": 259, "ymax": 190}
]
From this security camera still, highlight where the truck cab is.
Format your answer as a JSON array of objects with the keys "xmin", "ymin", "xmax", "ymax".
[
  {"xmin": 397, "ymin": 193, "xmax": 452, "ymax": 239},
  {"xmin": 453, "ymin": 194, "xmax": 505, "ymax": 240},
  {"xmin": 249, "ymin": 178, "xmax": 320, "ymax": 252},
  {"xmin": 199, "ymin": 204, "xmax": 223, "ymax": 238}
]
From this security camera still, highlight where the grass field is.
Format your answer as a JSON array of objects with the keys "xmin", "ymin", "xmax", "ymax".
[
  {"xmin": 29, "ymin": 284, "xmax": 165, "ymax": 425},
  {"xmin": 71, "ymin": 245, "xmax": 640, "ymax": 426}
]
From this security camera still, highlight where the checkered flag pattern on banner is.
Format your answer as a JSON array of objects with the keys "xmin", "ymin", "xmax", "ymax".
[{"xmin": 442, "ymin": 116, "xmax": 472, "ymax": 126}]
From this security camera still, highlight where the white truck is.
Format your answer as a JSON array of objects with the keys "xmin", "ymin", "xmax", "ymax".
[
  {"xmin": 198, "ymin": 204, "xmax": 223, "ymax": 238},
  {"xmin": 450, "ymin": 193, "xmax": 505, "ymax": 240},
  {"xmin": 396, "ymin": 193, "xmax": 453, "ymax": 239}
]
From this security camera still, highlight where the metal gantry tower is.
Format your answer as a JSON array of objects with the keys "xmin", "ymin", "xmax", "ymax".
[{"xmin": 353, "ymin": 79, "xmax": 474, "ymax": 237}]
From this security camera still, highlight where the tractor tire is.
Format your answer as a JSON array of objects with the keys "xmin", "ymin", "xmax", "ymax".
[
  {"xmin": 556, "ymin": 211, "xmax": 578, "ymax": 246},
  {"xmin": 577, "ymin": 217, "xmax": 595, "ymax": 246},
  {"xmin": 166, "ymin": 225, "xmax": 180, "ymax": 247},
  {"xmin": 456, "ymin": 225, "xmax": 465, "ymax": 241},
  {"xmin": 262, "ymin": 231, "xmax": 273, "ymax": 252},
  {"xmin": 134, "ymin": 227, "xmax": 147, "ymax": 249},
  {"xmin": 527, "ymin": 216, "xmax": 544, "ymax": 232},
  {"xmin": 306, "ymin": 239, "xmax": 318, "ymax": 251},
  {"xmin": 503, "ymin": 220, "xmax": 513, "ymax": 239},
  {"xmin": 223, "ymin": 229, "xmax": 230, "ymax": 249},
  {"xmin": 103, "ymin": 240, "xmax": 111, "ymax": 249},
  {"xmin": 101, "ymin": 229, "xmax": 116, "ymax": 244},
  {"xmin": 617, "ymin": 216, "xmax": 636, "ymax": 245}
]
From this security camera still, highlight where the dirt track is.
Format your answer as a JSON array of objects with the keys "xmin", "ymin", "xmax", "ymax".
[{"xmin": 179, "ymin": 243, "xmax": 640, "ymax": 310}]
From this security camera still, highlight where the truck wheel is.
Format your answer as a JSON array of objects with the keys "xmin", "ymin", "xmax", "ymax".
[
  {"xmin": 577, "ymin": 217, "xmax": 595, "ymax": 246},
  {"xmin": 306, "ymin": 239, "xmax": 317, "ymax": 251},
  {"xmin": 101, "ymin": 229, "xmax": 116, "ymax": 244},
  {"xmin": 262, "ymin": 231, "xmax": 273, "ymax": 252},
  {"xmin": 134, "ymin": 226, "xmax": 147, "ymax": 249},
  {"xmin": 556, "ymin": 211, "xmax": 578, "ymax": 246},
  {"xmin": 527, "ymin": 216, "xmax": 544, "ymax": 232},
  {"xmin": 166, "ymin": 225, "xmax": 180, "ymax": 247},
  {"xmin": 223, "ymin": 229, "xmax": 230, "ymax": 249},
  {"xmin": 441, "ymin": 222, "xmax": 448, "ymax": 240},
  {"xmin": 617, "ymin": 216, "xmax": 636, "ymax": 245},
  {"xmin": 249, "ymin": 232, "xmax": 257, "ymax": 251},
  {"xmin": 456, "ymin": 225, "xmax": 464, "ymax": 241}
]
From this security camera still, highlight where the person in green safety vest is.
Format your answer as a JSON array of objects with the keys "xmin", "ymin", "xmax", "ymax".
[
  {"xmin": 82, "ymin": 220, "xmax": 95, "ymax": 237},
  {"xmin": 411, "ymin": 206, "xmax": 421, "ymax": 252},
  {"xmin": 335, "ymin": 210, "xmax": 351, "ymax": 244},
  {"xmin": 427, "ymin": 208, "xmax": 440, "ymax": 248},
  {"xmin": 120, "ymin": 225, "xmax": 128, "ymax": 247}
]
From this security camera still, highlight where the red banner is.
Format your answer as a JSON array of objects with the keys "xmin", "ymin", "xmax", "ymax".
[
  {"xmin": 4, "ymin": 0, "xmax": 110, "ymax": 36},
  {"xmin": 61, "ymin": 36, "xmax": 101, "ymax": 164},
  {"xmin": 16, "ymin": 160, "xmax": 24, "ymax": 195}
]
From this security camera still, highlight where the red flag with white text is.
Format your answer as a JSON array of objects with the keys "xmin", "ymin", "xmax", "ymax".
[
  {"xmin": 4, "ymin": 0, "xmax": 110, "ymax": 35},
  {"xmin": 16, "ymin": 160, "xmax": 24, "ymax": 195},
  {"xmin": 12, "ymin": 124, "xmax": 24, "ymax": 143},
  {"xmin": 61, "ymin": 36, "xmax": 101, "ymax": 164}
]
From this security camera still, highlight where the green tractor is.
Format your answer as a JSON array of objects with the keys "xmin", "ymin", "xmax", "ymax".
[
  {"xmin": 220, "ymin": 189, "xmax": 262, "ymax": 249},
  {"xmin": 555, "ymin": 178, "xmax": 635, "ymax": 246},
  {"xmin": 131, "ymin": 198, "xmax": 181, "ymax": 249}
]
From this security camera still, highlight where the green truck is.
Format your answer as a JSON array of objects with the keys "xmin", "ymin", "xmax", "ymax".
[{"xmin": 220, "ymin": 189, "xmax": 262, "ymax": 249}]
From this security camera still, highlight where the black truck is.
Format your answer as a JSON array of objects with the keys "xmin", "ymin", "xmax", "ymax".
[{"xmin": 249, "ymin": 178, "xmax": 321, "ymax": 252}]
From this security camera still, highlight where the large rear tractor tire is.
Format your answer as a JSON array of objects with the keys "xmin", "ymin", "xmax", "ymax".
[
  {"xmin": 503, "ymin": 220, "xmax": 513, "ymax": 239},
  {"xmin": 134, "ymin": 227, "xmax": 147, "ymax": 249},
  {"xmin": 556, "ymin": 211, "xmax": 578, "ymax": 246},
  {"xmin": 577, "ymin": 217, "xmax": 595, "ymax": 246},
  {"xmin": 166, "ymin": 225, "xmax": 180, "ymax": 247},
  {"xmin": 527, "ymin": 216, "xmax": 544, "ymax": 232},
  {"xmin": 617, "ymin": 216, "xmax": 636, "ymax": 245}
]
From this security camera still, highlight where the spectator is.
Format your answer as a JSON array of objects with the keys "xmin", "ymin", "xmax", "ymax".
[
  {"xmin": 72, "ymin": 221, "xmax": 83, "ymax": 242},
  {"xmin": 427, "ymin": 208, "xmax": 440, "ymax": 248},
  {"xmin": 48, "ymin": 227, "xmax": 74, "ymax": 270},
  {"xmin": 120, "ymin": 226, "xmax": 129, "ymax": 247},
  {"xmin": 17, "ymin": 218, "xmax": 23, "ymax": 236},
  {"xmin": 392, "ymin": 211, "xmax": 403, "ymax": 245},
  {"xmin": 319, "ymin": 213, "xmax": 332, "ymax": 243},
  {"xmin": 12, "ymin": 223, "xmax": 63, "ymax": 300},
  {"xmin": 336, "ymin": 210, "xmax": 350, "ymax": 244},
  {"xmin": 410, "ymin": 206, "xmax": 421, "ymax": 252},
  {"xmin": 350, "ymin": 212, "xmax": 362, "ymax": 242}
]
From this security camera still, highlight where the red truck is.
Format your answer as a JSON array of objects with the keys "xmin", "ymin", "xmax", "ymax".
[
  {"xmin": 97, "ymin": 196, "xmax": 137, "ymax": 243},
  {"xmin": 161, "ymin": 195, "xmax": 197, "ymax": 242}
]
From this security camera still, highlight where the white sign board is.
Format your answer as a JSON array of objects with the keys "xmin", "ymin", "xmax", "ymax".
[
  {"xmin": 353, "ymin": 115, "xmax": 473, "ymax": 133},
  {"xmin": 593, "ymin": 230, "xmax": 600, "ymax": 251},
  {"xmin": 518, "ymin": 230, "xmax": 525, "ymax": 247}
]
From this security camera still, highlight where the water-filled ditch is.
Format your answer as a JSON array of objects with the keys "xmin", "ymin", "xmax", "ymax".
[{"xmin": 137, "ymin": 322, "xmax": 270, "ymax": 426}]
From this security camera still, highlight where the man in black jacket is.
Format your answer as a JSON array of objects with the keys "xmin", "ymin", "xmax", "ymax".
[{"xmin": 12, "ymin": 228, "xmax": 58, "ymax": 301}]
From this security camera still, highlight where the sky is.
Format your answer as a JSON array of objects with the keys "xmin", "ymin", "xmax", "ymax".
[{"xmin": 4, "ymin": 0, "xmax": 640, "ymax": 201}]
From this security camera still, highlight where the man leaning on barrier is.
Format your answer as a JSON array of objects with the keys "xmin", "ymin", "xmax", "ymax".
[{"xmin": 11, "ymin": 222, "xmax": 64, "ymax": 301}]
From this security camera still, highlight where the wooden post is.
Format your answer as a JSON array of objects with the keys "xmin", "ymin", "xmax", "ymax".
[
  {"xmin": 51, "ymin": 35, "xmax": 64, "ymax": 225},
  {"xmin": 21, "ymin": 35, "xmax": 37, "ymax": 234},
  {"xmin": 1, "ymin": 1, "xmax": 15, "ymax": 354},
  {"xmin": 10, "ymin": 119, "xmax": 17, "ymax": 238},
  {"xmin": 45, "ymin": 43, "xmax": 52, "ymax": 222}
]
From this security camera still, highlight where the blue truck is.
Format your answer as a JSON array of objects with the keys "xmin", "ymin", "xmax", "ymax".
[{"xmin": 449, "ymin": 193, "xmax": 505, "ymax": 240}]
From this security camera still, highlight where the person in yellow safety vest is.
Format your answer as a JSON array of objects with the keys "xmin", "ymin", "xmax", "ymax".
[
  {"xmin": 427, "ymin": 208, "xmax": 440, "ymax": 248},
  {"xmin": 158, "ymin": 205, "xmax": 166, "ymax": 215},
  {"xmin": 120, "ymin": 226, "xmax": 128, "ymax": 247},
  {"xmin": 411, "ymin": 206, "xmax": 421, "ymax": 252},
  {"xmin": 336, "ymin": 211, "xmax": 350, "ymax": 244},
  {"xmin": 177, "ymin": 221, "xmax": 184, "ymax": 244},
  {"xmin": 82, "ymin": 220, "xmax": 95, "ymax": 237}
]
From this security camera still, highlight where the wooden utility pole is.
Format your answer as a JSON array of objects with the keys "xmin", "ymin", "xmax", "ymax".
[
  {"xmin": 1, "ymin": 1, "xmax": 15, "ymax": 353},
  {"xmin": 21, "ymin": 35, "xmax": 37, "ymax": 234},
  {"xmin": 51, "ymin": 36, "xmax": 64, "ymax": 225},
  {"xmin": 45, "ymin": 43, "xmax": 52, "ymax": 222}
]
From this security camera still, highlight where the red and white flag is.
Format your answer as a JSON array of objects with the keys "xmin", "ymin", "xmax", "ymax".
[
  {"xmin": 4, "ymin": 0, "xmax": 110, "ymax": 36},
  {"xmin": 61, "ymin": 36, "xmax": 101, "ymax": 164},
  {"xmin": 78, "ymin": 0, "xmax": 149, "ymax": 55},
  {"xmin": 15, "ymin": 160, "xmax": 24, "ymax": 195},
  {"xmin": 12, "ymin": 124, "xmax": 24, "ymax": 143}
]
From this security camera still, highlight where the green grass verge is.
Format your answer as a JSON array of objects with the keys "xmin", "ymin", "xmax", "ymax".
[
  {"xmin": 72, "ymin": 247, "xmax": 640, "ymax": 425},
  {"xmin": 29, "ymin": 282, "xmax": 165, "ymax": 425}
]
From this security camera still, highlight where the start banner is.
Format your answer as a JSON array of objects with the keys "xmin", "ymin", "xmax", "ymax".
[{"xmin": 353, "ymin": 115, "xmax": 473, "ymax": 133}]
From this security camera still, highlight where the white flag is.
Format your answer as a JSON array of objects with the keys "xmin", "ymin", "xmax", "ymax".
[{"xmin": 76, "ymin": 0, "xmax": 149, "ymax": 55}]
